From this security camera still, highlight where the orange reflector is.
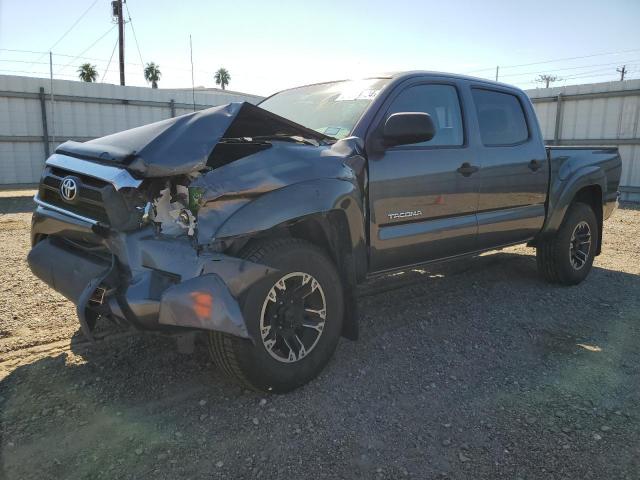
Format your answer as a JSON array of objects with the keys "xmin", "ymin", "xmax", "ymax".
[{"xmin": 190, "ymin": 291, "xmax": 213, "ymax": 319}]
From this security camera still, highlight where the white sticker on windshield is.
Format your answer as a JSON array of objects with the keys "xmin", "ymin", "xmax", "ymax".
[
  {"xmin": 356, "ymin": 89, "xmax": 379, "ymax": 100},
  {"xmin": 335, "ymin": 89, "xmax": 379, "ymax": 101}
]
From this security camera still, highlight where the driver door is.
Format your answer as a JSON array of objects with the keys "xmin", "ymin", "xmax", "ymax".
[{"xmin": 367, "ymin": 81, "xmax": 480, "ymax": 272}]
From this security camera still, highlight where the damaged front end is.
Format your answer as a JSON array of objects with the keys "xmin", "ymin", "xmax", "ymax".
[{"xmin": 28, "ymin": 102, "xmax": 367, "ymax": 341}]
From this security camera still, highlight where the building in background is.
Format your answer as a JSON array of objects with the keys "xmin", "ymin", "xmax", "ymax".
[
  {"xmin": 528, "ymin": 79, "xmax": 640, "ymax": 202},
  {"xmin": 0, "ymin": 75, "xmax": 263, "ymax": 184},
  {"xmin": 1, "ymin": 75, "xmax": 639, "ymax": 202}
]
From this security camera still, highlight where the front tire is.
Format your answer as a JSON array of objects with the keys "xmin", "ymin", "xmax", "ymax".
[
  {"xmin": 536, "ymin": 202, "xmax": 598, "ymax": 285},
  {"xmin": 208, "ymin": 238, "xmax": 344, "ymax": 393}
]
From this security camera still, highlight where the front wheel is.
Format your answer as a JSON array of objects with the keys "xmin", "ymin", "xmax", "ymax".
[
  {"xmin": 208, "ymin": 238, "xmax": 344, "ymax": 393},
  {"xmin": 536, "ymin": 202, "xmax": 598, "ymax": 285}
]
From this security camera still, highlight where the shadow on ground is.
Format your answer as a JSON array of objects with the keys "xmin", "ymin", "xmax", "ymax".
[{"xmin": 1, "ymin": 252, "xmax": 639, "ymax": 479}]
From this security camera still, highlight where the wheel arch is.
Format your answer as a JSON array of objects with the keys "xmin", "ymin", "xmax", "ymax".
[
  {"xmin": 537, "ymin": 165, "xmax": 606, "ymax": 254},
  {"xmin": 215, "ymin": 178, "xmax": 368, "ymax": 340}
]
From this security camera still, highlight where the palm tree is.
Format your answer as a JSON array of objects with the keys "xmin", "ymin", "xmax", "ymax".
[
  {"xmin": 214, "ymin": 68, "xmax": 231, "ymax": 90},
  {"xmin": 144, "ymin": 62, "xmax": 162, "ymax": 88},
  {"xmin": 77, "ymin": 63, "xmax": 98, "ymax": 82}
]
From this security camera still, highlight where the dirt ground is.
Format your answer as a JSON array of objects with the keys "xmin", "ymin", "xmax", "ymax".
[{"xmin": 1, "ymin": 203, "xmax": 639, "ymax": 480}]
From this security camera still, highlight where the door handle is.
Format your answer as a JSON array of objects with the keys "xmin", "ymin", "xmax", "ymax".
[
  {"xmin": 457, "ymin": 162, "xmax": 479, "ymax": 177},
  {"xmin": 528, "ymin": 159, "xmax": 542, "ymax": 171}
]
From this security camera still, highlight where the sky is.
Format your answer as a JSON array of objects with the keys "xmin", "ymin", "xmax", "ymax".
[{"xmin": 0, "ymin": 0, "xmax": 639, "ymax": 96}]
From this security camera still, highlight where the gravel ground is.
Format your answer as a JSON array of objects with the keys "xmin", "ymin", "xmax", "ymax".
[{"xmin": 1, "ymin": 205, "xmax": 639, "ymax": 480}]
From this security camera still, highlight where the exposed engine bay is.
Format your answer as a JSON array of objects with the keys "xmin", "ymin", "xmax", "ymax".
[{"xmin": 150, "ymin": 181, "xmax": 197, "ymax": 236}]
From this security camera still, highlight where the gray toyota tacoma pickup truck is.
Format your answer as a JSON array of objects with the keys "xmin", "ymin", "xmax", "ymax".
[{"xmin": 28, "ymin": 72, "xmax": 621, "ymax": 392}]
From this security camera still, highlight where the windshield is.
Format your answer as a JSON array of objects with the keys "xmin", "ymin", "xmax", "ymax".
[{"xmin": 259, "ymin": 78, "xmax": 391, "ymax": 139}]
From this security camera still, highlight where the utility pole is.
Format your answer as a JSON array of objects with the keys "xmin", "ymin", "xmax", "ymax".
[
  {"xmin": 190, "ymin": 35, "xmax": 196, "ymax": 111},
  {"xmin": 495, "ymin": 65, "xmax": 499, "ymax": 81},
  {"xmin": 536, "ymin": 74, "xmax": 559, "ymax": 88},
  {"xmin": 49, "ymin": 52, "xmax": 55, "ymax": 145},
  {"xmin": 616, "ymin": 65, "xmax": 627, "ymax": 81},
  {"xmin": 112, "ymin": 0, "xmax": 125, "ymax": 85}
]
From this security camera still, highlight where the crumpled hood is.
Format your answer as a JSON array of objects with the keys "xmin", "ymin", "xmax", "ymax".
[
  {"xmin": 190, "ymin": 137, "xmax": 366, "ymax": 244},
  {"xmin": 54, "ymin": 102, "xmax": 330, "ymax": 178}
]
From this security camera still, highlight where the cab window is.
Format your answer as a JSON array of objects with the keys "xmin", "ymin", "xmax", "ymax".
[
  {"xmin": 386, "ymin": 84, "xmax": 464, "ymax": 147},
  {"xmin": 472, "ymin": 88, "xmax": 529, "ymax": 146}
]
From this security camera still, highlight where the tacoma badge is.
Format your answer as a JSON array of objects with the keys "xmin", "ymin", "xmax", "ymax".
[{"xmin": 387, "ymin": 210, "xmax": 423, "ymax": 220}]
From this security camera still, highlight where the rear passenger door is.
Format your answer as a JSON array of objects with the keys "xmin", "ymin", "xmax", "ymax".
[{"xmin": 470, "ymin": 87, "xmax": 549, "ymax": 249}]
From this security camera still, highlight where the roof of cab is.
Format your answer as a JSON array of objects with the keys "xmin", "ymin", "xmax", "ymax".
[
  {"xmin": 385, "ymin": 70, "xmax": 522, "ymax": 90},
  {"xmin": 261, "ymin": 71, "xmax": 524, "ymax": 105},
  {"xmin": 276, "ymin": 71, "xmax": 521, "ymax": 93}
]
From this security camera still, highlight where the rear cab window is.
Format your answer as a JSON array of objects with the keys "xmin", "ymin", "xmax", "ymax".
[{"xmin": 471, "ymin": 88, "xmax": 529, "ymax": 146}]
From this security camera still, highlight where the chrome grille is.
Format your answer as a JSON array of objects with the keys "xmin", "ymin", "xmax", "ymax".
[{"xmin": 39, "ymin": 167, "xmax": 111, "ymax": 224}]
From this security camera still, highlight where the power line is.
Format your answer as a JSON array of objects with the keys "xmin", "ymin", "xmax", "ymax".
[
  {"xmin": 0, "ymin": 47, "xmax": 142, "ymax": 66},
  {"xmin": 1, "ymin": 48, "xmax": 233, "ymax": 78},
  {"xmin": 124, "ymin": 0, "xmax": 145, "ymax": 67},
  {"xmin": 32, "ymin": 0, "xmax": 101, "ymax": 63},
  {"xmin": 57, "ymin": 25, "xmax": 117, "ymax": 74},
  {"xmin": 497, "ymin": 59, "xmax": 640, "ymax": 79},
  {"xmin": 0, "ymin": 58, "xmax": 53, "ymax": 66},
  {"xmin": 1, "ymin": 48, "xmax": 225, "ymax": 78},
  {"xmin": 0, "ymin": 57, "xmax": 121, "ymax": 69},
  {"xmin": 0, "ymin": 48, "xmax": 51, "ymax": 55},
  {"xmin": 0, "ymin": 62, "xmax": 153, "ymax": 81},
  {"xmin": 102, "ymin": 37, "xmax": 120, "ymax": 82},
  {"xmin": 0, "ymin": 68, "xmax": 77, "ymax": 78},
  {"xmin": 465, "ymin": 47, "xmax": 640, "ymax": 73},
  {"xmin": 519, "ymin": 71, "xmax": 636, "ymax": 86},
  {"xmin": 20, "ymin": 0, "xmax": 102, "ymax": 74},
  {"xmin": 562, "ymin": 66, "xmax": 638, "ymax": 80}
]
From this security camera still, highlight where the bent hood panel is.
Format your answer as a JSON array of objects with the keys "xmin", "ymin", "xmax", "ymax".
[
  {"xmin": 54, "ymin": 102, "xmax": 330, "ymax": 177},
  {"xmin": 192, "ymin": 137, "xmax": 366, "ymax": 244}
]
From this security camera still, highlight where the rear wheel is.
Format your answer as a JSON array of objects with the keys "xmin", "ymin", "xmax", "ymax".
[
  {"xmin": 208, "ymin": 238, "xmax": 343, "ymax": 393},
  {"xmin": 536, "ymin": 202, "xmax": 598, "ymax": 285}
]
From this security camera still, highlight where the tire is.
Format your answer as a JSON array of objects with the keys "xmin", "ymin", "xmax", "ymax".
[
  {"xmin": 536, "ymin": 202, "xmax": 598, "ymax": 286},
  {"xmin": 208, "ymin": 238, "xmax": 344, "ymax": 393}
]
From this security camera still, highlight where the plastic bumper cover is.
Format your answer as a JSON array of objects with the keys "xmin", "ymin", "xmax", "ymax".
[{"xmin": 28, "ymin": 210, "xmax": 275, "ymax": 341}]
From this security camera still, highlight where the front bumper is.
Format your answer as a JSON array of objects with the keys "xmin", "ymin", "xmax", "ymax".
[{"xmin": 28, "ymin": 205, "xmax": 275, "ymax": 341}]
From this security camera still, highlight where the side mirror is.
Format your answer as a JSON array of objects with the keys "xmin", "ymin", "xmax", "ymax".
[{"xmin": 383, "ymin": 112, "xmax": 436, "ymax": 147}]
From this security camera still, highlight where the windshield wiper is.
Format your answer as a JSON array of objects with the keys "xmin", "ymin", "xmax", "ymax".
[
  {"xmin": 223, "ymin": 135, "xmax": 337, "ymax": 147},
  {"xmin": 251, "ymin": 134, "xmax": 335, "ymax": 146},
  {"xmin": 221, "ymin": 134, "xmax": 336, "ymax": 146}
]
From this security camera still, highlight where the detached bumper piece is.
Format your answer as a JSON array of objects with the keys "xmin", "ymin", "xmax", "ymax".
[
  {"xmin": 28, "ymin": 238, "xmax": 110, "ymax": 304},
  {"xmin": 158, "ymin": 275, "xmax": 248, "ymax": 338},
  {"xmin": 27, "ymin": 233, "xmax": 269, "ymax": 342},
  {"xmin": 27, "ymin": 238, "xmax": 115, "ymax": 340}
]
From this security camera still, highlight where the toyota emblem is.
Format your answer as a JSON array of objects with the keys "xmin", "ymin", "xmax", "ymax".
[{"xmin": 60, "ymin": 177, "xmax": 78, "ymax": 202}]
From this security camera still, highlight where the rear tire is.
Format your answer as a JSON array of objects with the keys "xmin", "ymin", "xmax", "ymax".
[
  {"xmin": 536, "ymin": 202, "xmax": 598, "ymax": 285},
  {"xmin": 208, "ymin": 238, "xmax": 344, "ymax": 393}
]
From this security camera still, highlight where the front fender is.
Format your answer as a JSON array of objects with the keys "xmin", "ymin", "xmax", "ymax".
[{"xmin": 214, "ymin": 178, "xmax": 366, "ymax": 251}]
